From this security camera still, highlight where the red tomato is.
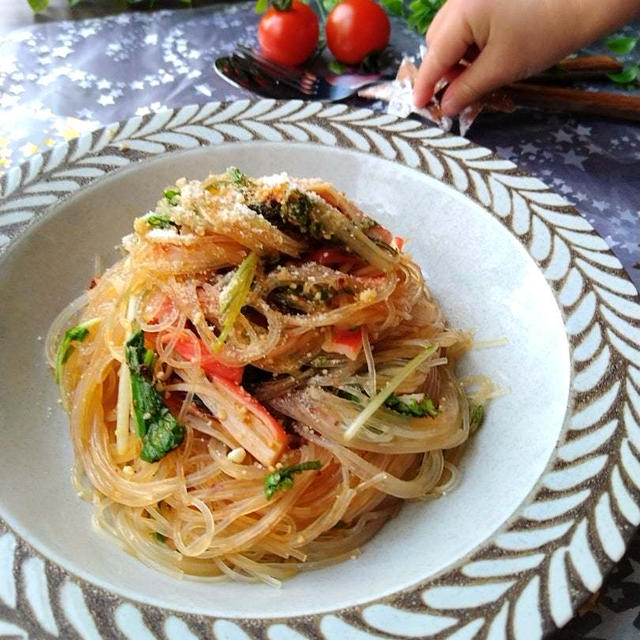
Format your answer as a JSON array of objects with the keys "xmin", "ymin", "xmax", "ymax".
[
  {"xmin": 326, "ymin": 0, "xmax": 390, "ymax": 65},
  {"xmin": 258, "ymin": 1, "xmax": 319, "ymax": 66}
]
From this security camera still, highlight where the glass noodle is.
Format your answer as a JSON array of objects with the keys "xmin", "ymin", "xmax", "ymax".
[{"xmin": 47, "ymin": 169, "xmax": 485, "ymax": 585}]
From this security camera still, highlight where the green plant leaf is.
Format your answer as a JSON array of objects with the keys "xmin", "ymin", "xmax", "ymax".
[
  {"xmin": 407, "ymin": 0, "xmax": 445, "ymax": 33},
  {"xmin": 606, "ymin": 36, "xmax": 638, "ymax": 56},
  {"xmin": 328, "ymin": 59, "xmax": 347, "ymax": 74},
  {"xmin": 607, "ymin": 65, "xmax": 639, "ymax": 84},
  {"xmin": 380, "ymin": 0, "xmax": 405, "ymax": 17},
  {"xmin": 255, "ymin": 0, "xmax": 268, "ymax": 12},
  {"xmin": 28, "ymin": 0, "xmax": 49, "ymax": 11},
  {"xmin": 322, "ymin": 0, "xmax": 341, "ymax": 12}
]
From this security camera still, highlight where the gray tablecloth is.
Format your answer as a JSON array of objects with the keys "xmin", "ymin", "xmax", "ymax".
[{"xmin": 0, "ymin": 4, "xmax": 638, "ymax": 637}]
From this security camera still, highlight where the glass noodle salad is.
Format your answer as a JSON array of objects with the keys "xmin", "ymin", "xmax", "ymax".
[{"xmin": 47, "ymin": 168, "xmax": 490, "ymax": 584}]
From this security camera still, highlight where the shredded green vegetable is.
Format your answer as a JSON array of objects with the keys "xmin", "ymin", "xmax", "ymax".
[
  {"xmin": 264, "ymin": 460, "xmax": 322, "ymax": 500},
  {"xmin": 384, "ymin": 393, "xmax": 439, "ymax": 417},
  {"xmin": 343, "ymin": 343, "xmax": 438, "ymax": 440},
  {"xmin": 146, "ymin": 214, "xmax": 176, "ymax": 229},
  {"xmin": 126, "ymin": 331, "xmax": 185, "ymax": 462},
  {"xmin": 55, "ymin": 318, "xmax": 100, "ymax": 383},
  {"xmin": 163, "ymin": 188, "xmax": 181, "ymax": 205},
  {"xmin": 214, "ymin": 252, "xmax": 259, "ymax": 351},
  {"xmin": 227, "ymin": 167, "xmax": 252, "ymax": 190},
  {"xmin": 470, "ymin": 403, "xmax": 485, "ymax": 432}
]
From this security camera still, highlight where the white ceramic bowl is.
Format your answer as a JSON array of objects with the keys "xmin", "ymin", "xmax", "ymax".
[{"xmin": 0, "ymin": 100, "xmax": 638, "ymax": 640}]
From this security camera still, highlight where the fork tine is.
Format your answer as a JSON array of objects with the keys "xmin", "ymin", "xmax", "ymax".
[
  {"xmin": 231, "ymin": 53, "xmax": 303, "ymax": 92},
  {"xmin": 237, "ymin": 45, "xmax": 305, "ymax": 81},
  {"xmin": 236, "ymin": 49, "xmax": 319, "ymax": 97}
]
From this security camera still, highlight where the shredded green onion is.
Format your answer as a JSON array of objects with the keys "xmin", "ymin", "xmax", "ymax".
[
  {"xmin": 312, "ymin": 204, "xmax": 397, "ymax": 273},
  {"xmin": 342, "ymin": 343, "xmax": 438, "ymax": 441},
  {"xmin": 163, "ymin": 188, "xmax": 180, "ymax": 204},
  {"xmin": 146, "ymin": 214, "xmax": 175, "ymax": 229},
  {"xmin": 470, "ymin": 403, "xmax": 485, "ymax": 432},
  {"xmin": 214, "ymin": 252, "xmax": 258, "ymax": 351}
]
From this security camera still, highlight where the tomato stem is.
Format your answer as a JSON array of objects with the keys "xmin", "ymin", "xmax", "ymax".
[
  {"xmin": 272, "ymin": 0, "xmax": 293, "ymax": 10},
  {"xmin": 314, "ymin": 0, "xmax": 328, "ymax": 22}
]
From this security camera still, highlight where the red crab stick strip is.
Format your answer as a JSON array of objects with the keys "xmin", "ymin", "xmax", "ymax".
[
  {"xmin": 160, "ymin": 332, "xmax": 287, "ymax": 465},
  {"xmin": 161, "ymin": 333, "xmax": 245, "ymax": 384},
  {"xmin": 324, "ymin": 326, "xmax": 363, "ymax": 360},
  {"xmin": 209, "ymin": 375, "xmax": 288, "ymax": 467}
]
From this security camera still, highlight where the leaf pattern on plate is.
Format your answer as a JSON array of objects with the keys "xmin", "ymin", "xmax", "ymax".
[{"xmin": 0, "ymin": 99, "xmax": 639, "ymax": 640}]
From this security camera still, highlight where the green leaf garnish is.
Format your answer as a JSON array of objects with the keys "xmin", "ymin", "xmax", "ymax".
[
  {"xmin": 254, "ymin": 0, "xmax": 268, "ymax": 11},
  {"xmin": 606, "ymin": 36, "xmax": 638, "ymax": 56},
  {"xmin": 126, "ymin": 331, "xmax": 185, "ymax": 462},
  {"xmin": 607, "ymin": 65, "xmax": 639, "ymax": 84},
  {"xmin": 227, "ymin": 167, "xmax": 252, "ymax": 190},
  {"xmin": 264, "ymin": 460, "xmax": 322, "ymax": 499},
  {"xmin": 55, "ymin": 318, "xmax": 100, "ymax": 383},
  {"xmin": 281, "ymin": 189, "xmax": 314, "ymax": 231},
  {"xmin": 384, "ymin": 393, "xmax": 439, "ymax": 417}
]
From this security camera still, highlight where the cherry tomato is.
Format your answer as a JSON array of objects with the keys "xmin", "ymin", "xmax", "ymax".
[
  {"xmin": 326, "ymin": 0, "xmax": 391, "ymax": 64},
  {"xmin": 258, "ymin": 1, "xmax": 319, "ymax": 66},
  {"xmin": 326, "ymin": 0, "xmax": 390, "ymax": 65}
]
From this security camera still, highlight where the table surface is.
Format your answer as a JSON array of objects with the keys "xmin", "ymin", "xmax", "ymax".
[{"xmin": 0, "ymin": 2, "xmax": 638, "ymax": 639}]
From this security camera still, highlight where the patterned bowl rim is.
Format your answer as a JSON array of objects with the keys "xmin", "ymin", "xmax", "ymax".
[{"xmin": 0, "ymin": 99, "xmax": 639, "ymax": 640}]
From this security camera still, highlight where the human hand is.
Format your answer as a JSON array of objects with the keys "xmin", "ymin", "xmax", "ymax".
[{"xmin": 413, "ymin": 0, "xmax": 640, "ymax": 116}]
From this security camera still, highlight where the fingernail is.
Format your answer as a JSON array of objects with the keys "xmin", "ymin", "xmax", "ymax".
[{"xmin": 440, "ymin": 96, "xmax": 457, "ymax": 117}]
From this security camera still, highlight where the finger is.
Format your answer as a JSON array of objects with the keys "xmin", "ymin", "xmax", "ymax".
[
  {"xmin": 413, "ymin": 16, "xmax": 475, "ymax": 107},
  {"xmin": 461, "ymin": 44, "xmax": 480, "ymax": 64},
  {"xmin": 441, "ymin": 64, "xmax": 465, "ymax": 87},
  {"xmin": 440, "ymin": 45, "xmax": 508, "ymax": 116}
]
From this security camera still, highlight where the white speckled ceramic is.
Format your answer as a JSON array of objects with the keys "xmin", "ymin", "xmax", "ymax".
[{"xmin": 0, "ymin": 100, "xmax": 638, "ymax": 640}]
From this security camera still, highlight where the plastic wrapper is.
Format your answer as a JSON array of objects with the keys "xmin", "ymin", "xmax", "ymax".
[{"xmin": 359, "ymin": 54, "xmax": 515, "ymax": 136}]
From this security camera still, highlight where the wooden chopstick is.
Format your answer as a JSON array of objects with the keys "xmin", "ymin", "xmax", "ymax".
[
  {"xmin": 557, "ymin": 55, "xmax": 623, "ymax": 72},
  {"xmin": 526, "ymin": 55, "xmax": 624, "ymax": 83},
  {"xmin": 504, "ymin": 83, "xmax": 640, "ymax": 121}
]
